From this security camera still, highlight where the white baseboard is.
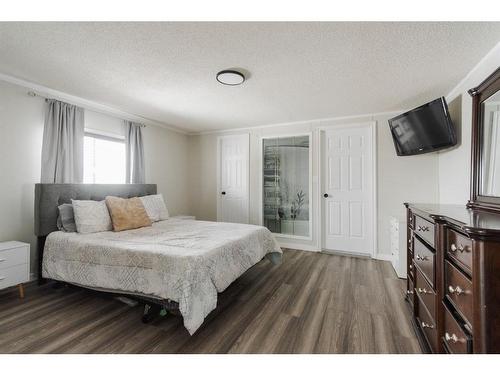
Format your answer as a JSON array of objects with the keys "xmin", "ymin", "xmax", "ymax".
[
  {"xmin": 277, "ymin": 241, "xmax": 320, "ymax": 252},
  {"xmin": 321, "ymin": 249, "xmax": 371, "ymax": 258},
  {"xmin": 373, "ymin": 252, "xmax": 394, "ymax": 262}
]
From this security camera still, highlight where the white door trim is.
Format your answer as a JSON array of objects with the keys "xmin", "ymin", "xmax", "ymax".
[
  {"xmin": 258, "ymin": 132, "xmax": 313, "ymax": 241},
  {"xmin": 317, "ymin": 121, "xmax": 377, "ymax": 258},
  {"xmin": 216, "ymin": 133, "xmax": 250, "ymax": 223}
]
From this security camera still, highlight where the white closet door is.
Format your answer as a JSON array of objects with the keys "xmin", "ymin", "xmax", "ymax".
[
  {"xmin": 217, "ymin": 134, "xmax": 250, "ymax": 224},
  {"xmin": 322, "ymin": 124, "xmax": 374, "ymax": 256}
]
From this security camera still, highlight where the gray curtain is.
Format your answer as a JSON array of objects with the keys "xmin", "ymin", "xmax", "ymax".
[
  {"xmin": 40, "ymin": 99, "xmax": 84, "ymax": 183},
  {"xmin": 124, "ymin": 120, "xmax": 145, "ymax": 183}
]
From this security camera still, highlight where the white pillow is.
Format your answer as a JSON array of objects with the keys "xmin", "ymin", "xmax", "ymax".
[
  {"xmin": 72, "ymin": 199, "xmax": 113, "ymax": 234},
  {"xmin": 140, "ymin": 194, "xmax": 169, "ymax": 222}
]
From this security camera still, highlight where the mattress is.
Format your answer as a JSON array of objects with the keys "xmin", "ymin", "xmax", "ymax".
[{"xmin": 42, "ymin": 218, "xmax": 282, "ymax": 334}]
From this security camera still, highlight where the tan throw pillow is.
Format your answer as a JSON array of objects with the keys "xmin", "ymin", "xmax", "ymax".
[{"xmin": 105, "ymin": 196, "xmax": 152, "ymax": 232}]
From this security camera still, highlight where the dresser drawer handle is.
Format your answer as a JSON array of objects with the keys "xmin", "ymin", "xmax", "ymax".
[
  {"xmin": 406, "ymin": 289, "xmax": 414, "ymax": 296},
  {"xmin": 448, "ymin": 285, "xmax": 468, "ymax": 296},
  {"xmin": 458, "ymin": 245, "xmax": 470, "ymax": 253},
  {"xmin": 421, "ymin": 322, "xmax": 434, "ymax": 329},
  {"xmin": 0, "ymin": 258, "xmax": 5, "ymax": 262},
  {"xmin": 445, "ymin": 332, "xmax": 465, "ymax": 344},
  {"xmin": 450, "ymin": 243, "xmax": 470, "ymax": 253},
  {"xmin": 0, "ymin": 276, "xmax": 5, "ymax": 281},
  {"xmin": 417, "ymin": 287, "xmax": 432, "ymax": 295},
  {"xmin": 416, "ymin": 254, "xmax": 429, "ymax": 261},
  {"xmin": 409, "ymin": 264, "xmax": 413, "ymax": 270},
  {"xmin": 417, "ymin": 225, "xmax": 430, "ymax": 232}
]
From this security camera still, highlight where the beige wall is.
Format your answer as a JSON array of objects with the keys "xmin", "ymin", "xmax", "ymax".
[
  {"xmin": 189, "ymin": 113, "xmax": 441, "ymax": 256},
  {"xmin": 0, "ymin": 80, "xmax": 191, "ymax": 275},
  {"xmin": 439, "ymin": 43, "xmax": 500, "ymax": 204}
]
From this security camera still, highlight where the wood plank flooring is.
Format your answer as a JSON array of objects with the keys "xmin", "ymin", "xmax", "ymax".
[{"xmin": 0, "ymin": 249, "xmax": 421, "ymax": 353}]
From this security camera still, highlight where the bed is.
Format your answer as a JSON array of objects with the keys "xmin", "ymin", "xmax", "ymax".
[{"xmin": 35, "ymin": 183, "xmax": 282, "ymax": 335}]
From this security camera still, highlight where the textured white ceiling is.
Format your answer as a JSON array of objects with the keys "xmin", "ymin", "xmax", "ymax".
[{"xmin": 0, "ymin": 22, "xmax": 499, "ymax": 133}]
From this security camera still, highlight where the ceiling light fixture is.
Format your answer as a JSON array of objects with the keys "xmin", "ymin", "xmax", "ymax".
[{"xmin": 216, "ymin": 70, "xmax": 245, "ymax": 86}]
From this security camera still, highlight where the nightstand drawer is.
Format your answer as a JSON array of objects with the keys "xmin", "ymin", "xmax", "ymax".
[
  {"xmin": 0, "ymin": 264, "xmax": 29, "ymax": 289},
  {"xmin": 0, "ymin": 246, "xmax": 29, "ymax": 270}
]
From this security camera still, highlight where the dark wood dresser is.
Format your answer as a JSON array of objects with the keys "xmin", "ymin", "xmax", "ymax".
[{"xmin": 404, "ymin": 203, "xmax": 500, "ymax": 354}]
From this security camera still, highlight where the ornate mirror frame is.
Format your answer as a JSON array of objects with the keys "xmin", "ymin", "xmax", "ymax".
[{"xmin": 467, "ymin": 67, "xmax": 500, "ymax": 212}]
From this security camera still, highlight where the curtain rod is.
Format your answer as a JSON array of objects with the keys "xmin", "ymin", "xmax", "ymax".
[{"xmin": 28, "ymin": 90, "xmax": 146, "ymax": 128}]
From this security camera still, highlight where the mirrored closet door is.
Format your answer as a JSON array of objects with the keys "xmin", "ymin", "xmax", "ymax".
[{"xmin": 262, "ymin": 135, "xmax": 311, "ymax": 238}]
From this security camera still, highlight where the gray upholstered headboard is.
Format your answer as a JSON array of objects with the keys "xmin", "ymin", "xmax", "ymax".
[
  {"xmin": 34, "ymin": 183, "xmax": 157, "ymax": 237},
  {"xmin": 35, "ymin": 183, "xmax": 157, "ymax": 283}
]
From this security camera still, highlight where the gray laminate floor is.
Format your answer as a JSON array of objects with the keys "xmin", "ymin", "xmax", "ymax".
[{"xmin": 0, "ymin": 249, "xmax": 421, "ymax": 353}]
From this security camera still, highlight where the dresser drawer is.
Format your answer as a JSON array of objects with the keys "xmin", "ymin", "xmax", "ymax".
[
  {"xmin": 446, "ymin": 229, "xmax": 472, "ymax": 275},
  {"xmin": 414, "ymin": 236, "xmax": 435, "ymax": 288},
  {"xmin": 445, "ymin": 260, "xmax": 473, "ymax": 328},
  {"xmin": 408, "ymin": 211, "xmax": 414, "ymax": 230},
  {"xmin": 416, "ymin": 295, "xmax": 438, "ymax": 353},
  {"xmin": 406, "ymin": 277, "xmax": 415, "ymax": 308},
  {"xmin": 408, "ymin": 259, "xmax": 415, "ymax": 281},
  {"xmin": 415, "ymin": 267, "xmax": 436, "ymax": 319},
  {"xmin": 443, "ymin": 303, "xmax": 472, "ymax": 354},
  {"xmin": 0, "ymin": 264, "xmax": 29, "ymax": 289},
  {"xmin": 414, "ymin": 215, "xmax": 434, "ymax": 247},
  {"xmin": 0, "ymin": 246, "xmax": 29, "ymax": 270}
]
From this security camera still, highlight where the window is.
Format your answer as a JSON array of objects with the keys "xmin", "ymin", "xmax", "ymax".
[
  {"xmin": 83, "ymin": 132, "xmax": 126, "ymax": 184},
  {"xmin": 262, "ymin": 135, "xmax": 310, "ymax": 238}
]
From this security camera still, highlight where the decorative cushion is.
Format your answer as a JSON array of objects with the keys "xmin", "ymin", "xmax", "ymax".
[
  {"xmin": 72, "ymin": 199, "xmax": 113, "ymax": 234},
  {"xmin": 140, "ymin": 194, "xmax": 169, "ymax": 222},
  {"xmin": 56, "ymin": 203, "xmax": 77, "ymax": 232},
  {"xmin": 105, "ymin": 196, "xmax": 152, "ymax": 232}
]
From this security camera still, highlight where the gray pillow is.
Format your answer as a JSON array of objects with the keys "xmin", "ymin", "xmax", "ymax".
[
  {"xmin": 72, "ymin": 199, "xmax": 113, "ymax": 234},
  {"xmin": 56, "ymin": 203, "xmax": 77, "ymax": 232},
  {"xmin": 140, "ymin": 194, "xmax": 170, "ymax": 222}
]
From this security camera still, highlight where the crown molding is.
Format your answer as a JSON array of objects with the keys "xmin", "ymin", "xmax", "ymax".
[
  {"xmin": 446, "ymin": 41, "xmax": 500, "ymax": 101},
  {"xmin": 0, "ymin": 70, "xmax": 408, "ymax": 137},
  {"xmin": 190, "ymin": 109, "xmax": 405, "ymax": 136},
  {"xmin": 0, "ymin": 71, "xmax": 189, "ymax": 135}
]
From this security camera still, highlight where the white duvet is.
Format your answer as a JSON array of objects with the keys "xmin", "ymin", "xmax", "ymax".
[{"xmin": 42, "ymin": 219, "xmax": 282, "ymax": 334}]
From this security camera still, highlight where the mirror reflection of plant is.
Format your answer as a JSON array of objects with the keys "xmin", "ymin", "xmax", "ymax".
[{"xmin": 291, "ymin": 190, "xmax": 306, "ymax": 220}]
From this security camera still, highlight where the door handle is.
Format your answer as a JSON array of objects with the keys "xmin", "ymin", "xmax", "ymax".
[
  {"xmin": 221, "ymin": 191, "xmax": 226, "ymax": 195},
  {"xmin": 323, "ymin": 193, "xmax": 329, "ymax": 198}
]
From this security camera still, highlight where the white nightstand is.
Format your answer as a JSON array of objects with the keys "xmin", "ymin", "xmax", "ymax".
[
  {"xmin": 0, "ymin": 241, "xmax": 30, "ymax": 298},
  {"xmin": 172, "ymin": 215, "xmax": 196, "ymax": 220}
]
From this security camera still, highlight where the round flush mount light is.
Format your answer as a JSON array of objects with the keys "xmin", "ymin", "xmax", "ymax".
[{"xmin": 216, "ymin": 69, "xmax": 245, "ymax": 86}]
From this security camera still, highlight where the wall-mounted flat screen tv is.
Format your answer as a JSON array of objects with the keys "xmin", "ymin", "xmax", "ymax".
[{"xmin": 388, "ymin": 97, "xmax": 457, "ymax": 156}]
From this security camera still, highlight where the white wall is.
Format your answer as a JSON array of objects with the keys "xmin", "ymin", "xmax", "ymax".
[
  {"xmin": 0, "ymin": 80, "xmax": 191, "ymax": 275},
  {"xmin": 0, "ymin": 81, "xmax": 44, "ymax": 274},
  {"xmin": 189, "ymin": 113, "xmax": 440, "ymax": 256},
  {"xmin": 439, "ymin": 43, "xmax": 500, "ymax": 204}
]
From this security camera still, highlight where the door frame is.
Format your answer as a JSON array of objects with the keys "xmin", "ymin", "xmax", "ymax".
[
  {"xmin": 317, "ymin": 121, "xmax": 377, "ymax": 257},
  {"xmin": 216, "ymin": 133, "xmax": 250, "ymax": 223},
  {"xmin": 258, "ymin": 132, "xmax": 313, "ymax": 241}
]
